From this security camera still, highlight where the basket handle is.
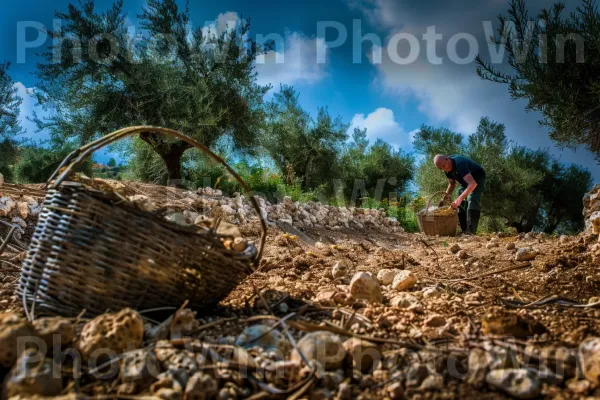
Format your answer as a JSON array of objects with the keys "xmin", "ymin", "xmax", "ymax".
[
  {"xmin": 424, "ymin": 191, "xmax": 452, "ymax": 215},
  {"xmin": 44, "ymin": 126, "xmax": 268, "ymax": 265}
]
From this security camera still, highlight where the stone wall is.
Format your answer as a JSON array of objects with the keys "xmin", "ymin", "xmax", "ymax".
[{"xmin": 583, "ymin": 184, "xmax": 600, "ymax": 240}]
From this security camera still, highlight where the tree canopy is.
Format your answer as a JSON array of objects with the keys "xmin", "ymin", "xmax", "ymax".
[
  {"xmin": 414, "ymin": 117, "xmax": 593, "ymax": 233},
  {"xmin": 0, "ymin": 62, "xmax": 22, "ymax": 181},
  {"xmin": 476, "ymin": 0, "xmax": 600, "ymax": 162},
  {"xmin": 34, "ymin": 0, "xmax": 272, "ymax": 183}
]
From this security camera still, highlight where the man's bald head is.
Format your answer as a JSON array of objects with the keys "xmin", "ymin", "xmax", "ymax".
[{"xmin": 433, "ymin": 154, "xmax": 452, "ymax": 172}]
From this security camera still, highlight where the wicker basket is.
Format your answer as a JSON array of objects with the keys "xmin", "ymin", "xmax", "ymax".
[
  {"xmin": 17, "ymin": 126, "xmax": 267, "ymax": 317},
  {"xmin": 417, "ymin": 191, "xmax": 459, "ymax": 237}
]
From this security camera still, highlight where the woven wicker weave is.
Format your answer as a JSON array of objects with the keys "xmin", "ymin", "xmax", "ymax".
[
  {"xmin": 417, "ymin": 191, "xmax": 459, "ymax": 237},
  {"xmin": 18, "ymin": 126, "xmax": 267, "ymax": 317}
]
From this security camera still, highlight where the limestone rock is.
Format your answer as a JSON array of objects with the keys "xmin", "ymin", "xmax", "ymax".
[
  {"xmin": 184, "ymin": 372, "xmax": 218, "ymax": 400},
  {"xmin": 235, "ymin": 324, "xmax": 285, "ymax": 352},
  {"xmin": 169, "ymin": 309, "xmax": 200, "ymax": 340},
  {"xmin": 485, "ymin": 368, "xmax": 541, "ymax": 399},
  {"xmin": 120, "ymin": 348, "xmax": 160, "ymax": 383},
  {"xmin": 231, "ymin": 237, "xmax": 248, "ymax": 252},
  {"xmin": 376, "ymin": 269, "xmax": 396, "ymax": 285},
  {"xmin": 486, "ymin": 242, "xmax": 499, "ymax": 249},
  {"xmin": 422, "ymin": 287, "xmax": 440, "ymax": 299},
  {"xmin": 315, "ymin": 290, "xmax": 337, "ymax": 306},
  {"xmin": 77, "ymin": 308, "xmax": 144, "ymax": 362},
  {"xmin": 578, "ymin": 337, "xmax": 600, "ymax": 385},
  {"xmin": 0, "ymin": 313, "xmax": 38, "ymax": 368},
  {"xmin": 406, "ymin": 363, "xmax": 429, "ymax": 388},
  {"xmin": 33, "ymin": 317, "xmax": 75, "ymax": 348},
  {"xmin": 343, "ymin": 338, "xmax": 380, "ymax": 372},
  {"xmin": 515, "ymin": 248, "xmax": 537, "ymax": 261},
  {"xmin": 390, "ymin": 293, "xmax": 420, "ymax": 308},
  {"xmin": 392, "ymin": 270, "xmax": 417, "ymax": 291},
  {"xmin": 467, "ymin": 348, "xmax": 494, "ymax": 387},
  {"xmin": 419, "ymin": 374, "xmax": 444, "ymax": 391},
  {"xmin": 589, "ymin": 211, "xmax": 600, "ymax": 234},
  {"xmin": 465, "ymin": 292, "xmax": 484, "ymax": 305},
  {"xmin": 349, "ymin": 272, "xmax": 383, "ymax": 303},
  {"xmin": 387, "ymin": 382, "xmax": 404, "ymax": 399},
  {"xmin": 11, "ymin": 217, "xmax": 27, "ymax": 229},
  {"xmin": 331, "ymin": 262, "xmax": 347, "ymax": 279},
  {"xmin": 17, "ymin": 202, "xmax": 29, "ymax": 219},
  {"xmin": 423, "ymin": 314, "xmax": 446, "ymax": 328},
  {"xmin": 0, "ymin": 197, "xmax": 15, "ymax": 217},
  {"xmin": 154, "ymin": 341, "xmax": 204, "ymax": 387},
  {"xmin": 291, "ymin": 331, "xmax": 346, "ymax": 370},
  {"xmin": 127, "ymin": 195, "xmax": 156, "ymax": 212},
  {"xmin": 3, "ymin": 349, "xmax": 62, "ymax": 398}
]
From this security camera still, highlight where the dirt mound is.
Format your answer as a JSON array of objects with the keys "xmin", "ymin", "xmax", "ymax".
[{"xmin": 0, "ymin": 180, "xmax": 599, "ymax": 399}]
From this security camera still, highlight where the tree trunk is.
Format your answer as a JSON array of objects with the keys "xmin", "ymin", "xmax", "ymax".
[
  {"xmin": 139, "ymin": 132, "xmax": 192, "ymax": 187},
  {"xmin": 301, "ymin": 155, "xmax": 313, "ymax": 190}
]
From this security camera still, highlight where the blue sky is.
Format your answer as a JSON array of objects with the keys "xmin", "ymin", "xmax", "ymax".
[{"xmin": 1, "ymin": 0, "xmax": 598, "ymax": 182}]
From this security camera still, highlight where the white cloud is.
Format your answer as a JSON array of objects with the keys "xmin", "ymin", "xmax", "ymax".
[
  {"xmin": 255, "ymin": 31, "xmax": 328, "ymax": 88},
  {"xmin": 348, "ymin": 108, "xmax": 413, "ymax": 149},
  {"xmin": 352, "ymin": 0, "xmax": 600, "ymax": 180},
  {"xmin": 198, "ymin": 13, "xmax": 328, "ymax": 89},
  {"xmin": 14, "ymin": 82, "xmax": 48, "ymax": 140},
  {"xmin": 201, "ymin": 11, "xmax": 240, "ymax": 39}
]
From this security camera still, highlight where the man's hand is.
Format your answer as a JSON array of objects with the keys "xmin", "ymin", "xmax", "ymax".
[{"xmin": 451, "ymin": 199, "xmax": 462, "ymax": 209}]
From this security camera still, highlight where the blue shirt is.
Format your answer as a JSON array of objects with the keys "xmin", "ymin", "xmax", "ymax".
[{"xmin": 444, "ymin": 155, "xmax": 486, "ymax": 187}]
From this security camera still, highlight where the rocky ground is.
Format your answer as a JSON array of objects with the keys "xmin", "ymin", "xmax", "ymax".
[{"xmin": 0, "ymin": 180, "xmax": 599, "ymax": 399}]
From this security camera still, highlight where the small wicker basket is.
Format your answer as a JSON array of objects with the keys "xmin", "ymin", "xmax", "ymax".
[
  {"xmin": 17, "ymin": 126, "xmax": 267, "ymax": 317},
  {"xmin": 417, "ymin": 191, "xmax": 459, "ymax": 237}
]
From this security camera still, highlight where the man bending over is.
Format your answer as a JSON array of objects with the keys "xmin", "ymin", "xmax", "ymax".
[{"xmin": 433, "ymin": 154, "xmax": 486, "ymax": 235}]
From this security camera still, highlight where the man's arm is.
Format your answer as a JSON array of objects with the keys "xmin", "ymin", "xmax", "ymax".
[
  {"xmin": 444, "ymin": 179, "xmax": 456, "ymax": 198},
  {"xmin": 439, "ymin": 179, "xmax": 456, "ymax": 206},
  {"xmin": 451, "ymin": 173, "xmax": 477, "ymax": 209}
]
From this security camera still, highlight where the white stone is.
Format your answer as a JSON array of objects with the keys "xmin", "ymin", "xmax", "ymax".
[
  {"xmin": 331, "ymin": 262, "xmax": 347, "ymax": 279},
  {"xmin": 349, "ymin": 272, "xmax": 383, "ymax": 303},
  {"xmin": 578, "ymin": 337, "xmax": 600, "ymax": 385},
  {"xmin": 422, "ymin": 287, "xmax": 440, "ymax": 299},
  {"xmin": 291, "ymin": 331, "xmax": 345, "ymax": 370},
  {"xmin": 515, "ymin": 247, "xmax": 537, "ymax": 261},
  {"xmin": 4, "ymin": 349, "xmax": 62, "ymax": 398},
  {"xmin": 392, "ymin": 270, "xmax": 417, "ymax": 291},
  {"xmin": 485, "ymin": 369, "xmax": 541, "ymax": 399},
  {"xmin": 11, "ymin": 217, "xmax": 27, "ymax": 229},
  {"xmin": 390, "ymin": 293, "xmax": 420, "ymax": 308},
  {"xmin": 235, "ymin": 324, "xmax": 285, "ymax": 352},
  {"xmin": 376, "ymin": 269, "xmax": 397, "ymax": 285},
  {"xmin": 423, "ymin": 314, "xmax": 446, "ymax": 327}
]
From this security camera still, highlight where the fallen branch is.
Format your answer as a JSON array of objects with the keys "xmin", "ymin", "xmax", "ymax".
[{"xmin": 431, "ymin": 262, "xmax": 532, "ymax": 283}]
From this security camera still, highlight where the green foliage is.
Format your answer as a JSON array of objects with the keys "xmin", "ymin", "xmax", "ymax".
[
  {"xmin": 262, "ymin": 85, "xmax": 349, "ymax": 191},
  {"xmin": 414, "ymin": 117, "xmax": 593, "ymax": 233},
  {"xmin": 13, "ymin": 142, "xmax": 93, "ymax": 183},
  {"xmin": 476, "ymin": 0, "xmax": 600, "ymax": 162},
  {"xmin": 0, "ymin": 62, "xmax": 22, "ymax": 138},
  {"xmin": 0, "ymin": 61, "xmax": 22, "ymax": 181},
  {"xmin": 34, "ymin": 0, "xmax": 271, "ymax": 182},
  {"xmin": 339, "ymin": 128, "xmax": 414, "ymax": 204},
  {"xmin": 0, "ymin": 139, "xmax": 17, "ymax": 182}
]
